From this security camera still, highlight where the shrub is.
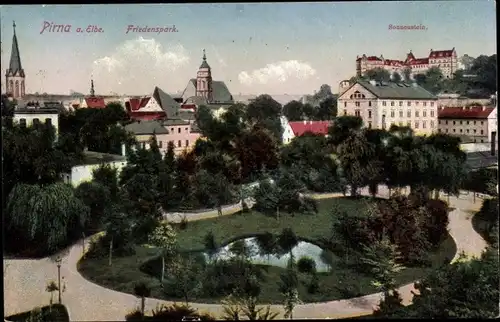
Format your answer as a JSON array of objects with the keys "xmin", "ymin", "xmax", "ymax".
[
  {"xmin": 152, "ymin": 303, "xmax": 216, "ymax": 321},
  {"xmin": 297, "ymin": 256, "xmax": 316, "ymax": 274},
  {"xmin": 307, "ymin": 273, "xmax": 320, "ymax": 294}
]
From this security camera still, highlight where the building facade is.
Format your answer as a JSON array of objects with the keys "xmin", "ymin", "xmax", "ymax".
[
  {"xmin": 125, "ymin": 119, "xmax": 201, "ymax": 155},
  {"xmin": 356, "ymin": 48, "xmax": 458, "ymax": 79},
  {"xmin": 13, "ymin": 102, "xmax": 59, "ymax": 133},
  {"xmin": 437, "ymin": 106, "xmax": 497, "ymax": 143},
  {"xmin": 5, "ymin": 21, "xmax": 26, "ymax": 99},
  {"xmin": 337, "ymin": 80, "xmax": 438, "ymax": 135},
  {"xmin": 280, "ymin": 115, "xmax": 295, "ymax": 144}
]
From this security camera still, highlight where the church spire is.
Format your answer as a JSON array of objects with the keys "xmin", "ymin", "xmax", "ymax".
[
  {"xmin": 199, "ymin": 49, "xmax": 210, "ymax": 69},
  {"xmin": 8, "ymin": 21, "xmax": 24, "ymax": 76},
  {"xmin": 90, "ymin": 78, "xmax": 95, "ymax": 97},
  {"xmin": 203, "ymin": 49, "xmax": 206, "ymax": 61}
]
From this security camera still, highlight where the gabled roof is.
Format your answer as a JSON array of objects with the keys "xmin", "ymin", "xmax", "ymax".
[
  {"xmin": 153, "ymin": 86, "xmax": 181, "ymax": 118},
  {"xmin": 437, "ymin": 106, "xmax": 495, "ymax": 119},
  {"xmin": 343, "ymin": 80, "xmax": 437, "ymax": 100},
  {"xmin": 409, "ymin": 58, "xmax": 429, "ymax": 65},
  {"xmin": 185, "ymin": 95, "xmax": 208, "ymax": 106},
  {"xmin": 186, "ymin": 79, "xmax": 234, "ymax": 104},
  {"xmin": 128, "ymin": 97, "xmax": 151, "ymax": 111},
  {"xmin": 384, "ymin": 60, "xmax": 404, "ymax": 66},
  {"xmin": 125, "ymin": 120, "xmax": 169, "ymax": 135},
  {"xmin": 85, "ymin": 97, "xmax": 106, "ymax": 108},
  {"xmin": 289, "ymin": 121, "xmax": 331, "ymax": 136},
  {"xmin": 429, "ymin": 49, "xmax": 455, "ymax": 59}
]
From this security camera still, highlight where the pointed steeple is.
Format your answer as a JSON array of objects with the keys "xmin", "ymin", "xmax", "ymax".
[
  {"xmin": 8, "ymin": 21, "xmax": 24, "ymax": 77},
  {"xmin": 199, "ymin": 49, "xmax": 210, "ymax": 69},
  {"xmin": 90, "ymin": 78, "xmax": 95, "ymax": 97}
]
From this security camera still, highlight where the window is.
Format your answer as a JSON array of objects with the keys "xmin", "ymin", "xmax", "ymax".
[
  {"xmin": 474, "ymin": 129, "xmax": 477, "ymax": 133},
  {"xmin": 430, "ymin": 110, "xmax": 434, "ymax": 117},
  {"xmin": 368, "ymin": 101, "xmax": 372, "ymax": 107},
  {"xmin": 159, "ymin": 141, "xmax": 163, "ymax": 148},
  {"xmin": 453, "ymin": 129, "xmax": 456, "ymax": 132},
  {"xmin": 355, "ymin": 110, "xmax": 361, "ymax": 117},
  {"xmin": 344, "ymin": 102, "xmax": 347, "ymax": 107},
  {"xmin": 460, "ymin": 129, "xmax": 463, "ymax": 133},
  {"xmin": 481, "ymin": 130, "xmax": 484, "ymax": 134},
  {"xmin": 368, "ymin": 122, "xmax": 372, "ymax": 129},
  {"xmin": 185, "ymin": 140, "xmax": 189, "ymax": 147},
  {"xmin": 368, "ymin": 110, "xmax": 372, "ymax": 118},
  {"xmin": 423, "ymin": 121, "xmax": 426, "ymax": 128},
  {"xmin": 423, "ymin": 110, "xmax": 427, "ymax": 117},
  {"xmin": 355, "ymin": 102, "xmax": 360, "ymax": 107},
  {"xmin": 466, "ymin": 121, "xmax": 469, "ymax": 125},
  {"xmin": 431, "ymin": 102, "xmax": 434, "ymax": 107},
  {"xmin": 459, "ymin": 121, "xmax": 463, "ymax": 125},
  {"xmin": 399, "ymin": 110, "xmax": 403, "ymax": 117},
  {"xmin": 416, "ymin": 101, "xmax": 419, "ymax": 106},
  {"xmin": 430, "ymin": 121, "xmax": 434, "ymax": 127},
  {"xmin": 466, "ymin": 129, "xmax": 469, "ymax": 133},
  {"xmin": 415, "ymin": 121, "xmax": 419, "ymax": 128},
  {"xmin": 178, "ymin": 127, "xmax": 181, "ymax": 133},
  {"xmin": 399, "ymin": 101, "xmax": 403, "ymax": 107},
  {"xmin": 343, "ymin": 109, "xmax": 347, "ymax": 115},
  {"xmin": 438, "ymin": 129, "xmax": 442, "ymax": 133},
  {"xmin": 481, "ymin": 139, "xmax": 484, "ymax": 143},
  {"xmin": 481, "ymin": 121, "xmax": 485, "ymax": 125},
  {"xmin": 178, "ymin": 140, "xmax": 181, "ymax": 147},
  {"xmin": 423, "ymin": 102, "xmax": 427, "ymax": 107},
  {"xmin": 391, "ymin": 101, "xmax": 395, "ymax": 107},
  {"xmin": 45, "ymin": 118, "xmax": 52, "ymax": 126},
  {"xmin": 19, "ymin": 118, "xmax": 26, "ymax": 128},
  {"xmin": 407, "ymin": 101, "xmax": 411, "ymax": 106},
  {"xmin": 33, "ymin": 118, "xmax": 40, "ymax": 126},
  {"xmin": 415, "ymin": 111, "xmax": 419, "ymax": 117},
  {"xmin": 390, "ymin": 110, "xmax": 395, "ymax": 117},
  {"xmin": 453, "ymin": 121, "xmax": 456, "ymax": 125},
  {"xmin": 171, "ymin": 128, "xmax": 174, "ymax": 132},
  {"xmin": 185, "ymin": 127, "xmax": 189, "ymax": 132},
  {"xmin": 474, "ymin": 121, "xmax": 476, "ymax": 125},
  {"xmin": 382, "ymin": 101, "xmax": 387, "ymax": 106},
  {"xmin": 446, "ymin": 129, "xmax": 449, "ymax": 133},
  {"xmin": 445, "ymin": 120, "xmax": 448, "ymax": 125}
]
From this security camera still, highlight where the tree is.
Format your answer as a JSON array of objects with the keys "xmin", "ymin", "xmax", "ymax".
[
  {"xmin": 402, "ymin": 67, "xmax": 412, "ymax": 82},
  {"xmin": 316, "ymin": 95, "xmax": 338, "ymax": 120},
  {"xmin": 74, "ymin": 182, "xmax": 111, "ymax": 232},
  {"xmin": 104, "ymin": 204, "xmax": 135, "ymax": 266},
  {"xmin": 245, "ymin": 94, "xmax": 283, "ymax": 141},
  {"xmin": 133, "ymin": 282, "xmax": 151, "ymax": 317},
  {"xmin": 221, "ymin": 294, "xmax": 278, "ymax": 320},
  {"xmin": 327, "ymin": 115, "xmax": 363, "ymax": 146},
  {"xmin": 282, "ymin": 100, "xmax": 304, "ymax": 121},
  {"xmin": 164, "ymin": 254, "xmax": 203, "ymax": 306},
  {"xmin": 278, "ymin": 258, "xmax": 300, "ymax": 319},
  {"xmin": 391, "ymin": 72, "xmax": 402, "ymax": 83},
  {"xmin": 6, "ymin": 183, "xmax": 89, "ymax": 254},
  {"xmin": 45, "ymin": 280, "xmax": 59, "ymax": 306},
  {"xmin": 255, "ymin": 233, "xmax": 278, "ymax": 264},
  {"xmin": 365, "ymin": 68, "xmax": 391, "ymax": 82},
  {"xmin": 469, "ymin": 54, "xmax": 497, "ymax": 94},
  {"xmin": 92, "ymin": 164, "xmax": 120, "ymax": 202},
  {"xmin": 204, "ymin": 231, "xmax": 218, "ymax": 262},
  {"xmin": 230, "ymin": 240, "xmax": 253, "ymax": 262},
  {"xmin": 277, "ymin": 228, "xmax": 299, "ymax": 260},
  {"xmin": 148, "ymin": 222, "xmax": 178, "ymax": 282},
  {"xmin": 192, "ymin": 170, "xmax": 235, "ymax": 211}
]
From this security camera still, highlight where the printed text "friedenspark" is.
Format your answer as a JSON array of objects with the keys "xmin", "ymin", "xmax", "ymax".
[
  {"xmin": 388, "ymin": 24, "xmax": 427, "ymax": 30},
  {"xmin": 126, "ymin": 25, "xmax": 178, "ymax": 34}
]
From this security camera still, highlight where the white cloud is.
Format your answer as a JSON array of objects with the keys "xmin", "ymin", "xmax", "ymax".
[
  {"xmin": 92, "ymin": 37, "xmax": 190, "ymax": 94},
  {"xmin": 238, "ymin": 60, "xmax": 317, "ymax": 86}
]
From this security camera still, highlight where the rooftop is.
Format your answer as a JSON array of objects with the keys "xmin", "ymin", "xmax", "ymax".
[
  {"xmin": 438, "ymin": 106, "xmax": 495, "ymax": 119},
  {"xmin": 125, "ymin": 120, "xmax": 169, "ymax": 135},
  {"xmin": 352, "ymin": 80, "xmax": 437, "ymax": 100},
  {"xmin": 76, "ymin": 150, "xmax": 126, "ymax": 166},
  {"xmin": 289, "ymin": 120, "xmax": 331, "ymax": 136}
]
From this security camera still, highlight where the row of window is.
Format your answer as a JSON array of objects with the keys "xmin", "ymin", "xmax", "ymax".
[
  {"xmin": 347, "ymin": 109, "xmax": 435, "ymax": 118},
  {"xmin": 140, "ymin": 140, "xmax": 190, "ymax": 149},
  {"xmin": 381, "ymin": 120, "xmax": 435, "ymax": 129},
  {"xmin": 439, "ymin": 128, "xmax": 484, "ymax": 135},
  {"xmin": 348, "ymin": 101, "xmax": 436, "ymax": 108},
  {"xmin": 18, "ymin": 118, "xmax": 53, "ymax": 127},
  {"xmin": 439, "ymin": 120, "xmax": 485, "ymax": 126},
  {"xmin": 170, "ymin": 127, "xmax": 190, "ymax": 134}
]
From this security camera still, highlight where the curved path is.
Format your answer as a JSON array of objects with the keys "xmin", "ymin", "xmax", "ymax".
[{"xmin": 4, "ymin": 185, "xmax": 489, "ymax": 321}]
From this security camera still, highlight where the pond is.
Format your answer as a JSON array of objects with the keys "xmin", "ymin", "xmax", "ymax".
[{"xmin": 202, "ymin": 236, "xmax": 332, "ymax": 272}]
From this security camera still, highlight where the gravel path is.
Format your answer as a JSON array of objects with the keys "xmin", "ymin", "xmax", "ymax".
[{"xmin": 4, "ymin": 185, "xmax": 488, "ymax": 320}]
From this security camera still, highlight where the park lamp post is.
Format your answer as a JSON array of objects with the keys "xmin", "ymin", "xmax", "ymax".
[{"xmin": 55, "ymin": 256, "xmax": 62, "ymax": 304}]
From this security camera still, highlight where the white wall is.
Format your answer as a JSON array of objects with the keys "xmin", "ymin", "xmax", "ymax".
[
  {"xmin": 67, "ymin": 160, "xmax": 127, "ymax": 187},
  {"xmin": 13, "ymin": 112, "xmax": 59, "ymax": 133},
  {"xmin": 460, "ymin": 143, "xmax": 492, "ymax": 153},
  {"xmin": 280, "ymin": 115, "xmax": 295, "ymax": 144}
]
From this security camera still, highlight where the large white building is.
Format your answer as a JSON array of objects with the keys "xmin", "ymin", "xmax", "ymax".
[
  {"xmin": 338, "ymin": 80, "xmax": 438, "ymax": 135},
  {"xmin": 13, "ymin": 102, "xmax": 59, "ymax": 134},
  {"xmin": 356, "ymin": 48, "xmax": 458, "ymax": 79},
  {"xmin": 438, "ymin": 106, "xmax": 497, "ymax": 144}
]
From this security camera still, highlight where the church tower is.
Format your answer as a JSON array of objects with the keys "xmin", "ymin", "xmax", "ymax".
[
  {"xmin": 90, "ymin": 78, "xmax": 95, "ymax": 97},
  {"xmin": 196, "ymin": 49, "xmax": 213, "ymax": 101},
  {"xmin": 5, "ymin": 21, "xmax": 26, "ymax": 99}
]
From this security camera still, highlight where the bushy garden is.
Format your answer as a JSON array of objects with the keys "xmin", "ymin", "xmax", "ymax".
[{"xmin": 5, "ymin": 304, "xmax": 69, "ymax": 322}]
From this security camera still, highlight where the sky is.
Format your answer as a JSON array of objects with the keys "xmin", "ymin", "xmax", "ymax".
[{"xmin": 0, "ymin": 2, "xmax": 497, "ymax": 96}]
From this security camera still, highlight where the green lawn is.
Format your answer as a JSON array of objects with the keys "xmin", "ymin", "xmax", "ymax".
[{"xmin": 78, "ymin": 197, "xmax": 457, "ymax": 304}]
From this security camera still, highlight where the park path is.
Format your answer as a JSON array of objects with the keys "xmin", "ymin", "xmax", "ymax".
[{"xmin": 4, "ymin": 185, "xmax": 489, "ymax": 320}]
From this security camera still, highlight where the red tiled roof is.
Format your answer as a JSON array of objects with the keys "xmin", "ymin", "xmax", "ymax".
[
  {"xmin": 128, "ymin": 97, "xmax": 151, "ymax": 111},
  {"xmin": 289, "ymin": 121, "xmax": 331, "ymax": 136},
  {"xmin": 406, "ymin": 52, "xmax": 416, "ymax": 61},
  {"xmin": 438, "ymin": 106, "xmax": 494, "ymax": 119},
  {"xmin": 85, "ymin": 97, "xmax": 106, "ymax": 109},
  {"xmin": 366, "ymin": 56, "xmax": 382, "ymax": 61},
  {"xmin": 409, "ymin": 58, "xmax": 429, "ymax": 65},
  {"xmin": 429, "ymin": 49, "xmax": 454, "ymax": 58},
  {"xmin": 384, "ymin": 60, "xmax": 404, "ymax": 66}
]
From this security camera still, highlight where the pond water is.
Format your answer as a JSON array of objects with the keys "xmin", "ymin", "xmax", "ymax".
[{"xmin": 203, "ymin": 237, "xmax": 331, "ymax": 272}]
